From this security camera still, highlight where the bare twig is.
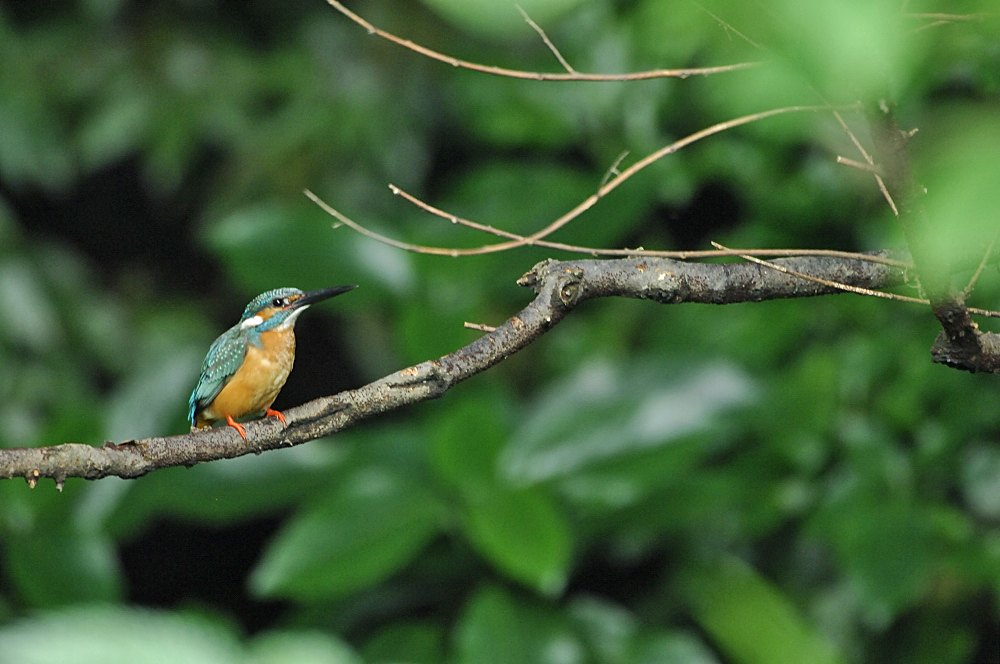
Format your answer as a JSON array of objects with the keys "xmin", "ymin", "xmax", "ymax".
[
  {"xmin": 325, "ymin": 0, "xmax": 760, "ymax": 80},
  {"xmin": 311, "ymin": 105, "xmax": 850, "ymax": 260},
  {"xmin": 961, "ymin": 227, "xmax": 1000, "ymax": 300},
  {"xmin": 308, "ymin": 188, "xmax": 909, "ymax": 268},
  {"xmin": 831, "ymin": 109, "xmax": 898, "ymax": 215},
  {"xmin": 600, "ymin": 151, "xmax": 630, "ymax": 188},
  {"xmin": 464, "ymin": 322, "xmax": 498, "ymax": 332},
  {"xmin": 516, "ymin": 5, "xmax": 576, "ymax": 74},
  {"xmin": 694, "ymin": 3, "xmax": 765, "ymax": 50},
  {"xmin": 836, "ymin": 156, "xmax": 883, "ymax": 175}
]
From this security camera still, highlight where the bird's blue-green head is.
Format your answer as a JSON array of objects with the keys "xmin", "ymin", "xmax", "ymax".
[{"xmin": 240, "ymin": 285, "xmax": 357, "ymax": 333}]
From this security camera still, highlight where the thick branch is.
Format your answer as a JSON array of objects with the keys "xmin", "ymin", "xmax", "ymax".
[{"xmin": 0, "ymin": 253, "xmax": 909, "ymax": 487}]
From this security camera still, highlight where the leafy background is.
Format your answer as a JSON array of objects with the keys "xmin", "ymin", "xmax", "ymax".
[{"xmin": 1, "ymin": 0, "xmax": 999, "ymax": 662}]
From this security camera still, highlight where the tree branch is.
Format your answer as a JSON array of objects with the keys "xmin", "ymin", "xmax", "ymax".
[
  {"xmin": 1, "ymin": 253, "xmax": 912, "ymax": 488},
  {"xmin": 868, "ymin": 101, "xmax": 1000, "ymax": 372}
]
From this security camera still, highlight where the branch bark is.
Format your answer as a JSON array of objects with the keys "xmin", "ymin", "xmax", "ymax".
[
  {"xmin": 0, "ymin": 253, "xmax": 909, "ymax": 488},
  {"xmin": 868, "ymin": 101, "xmax": 1000, "ymax": 372}
]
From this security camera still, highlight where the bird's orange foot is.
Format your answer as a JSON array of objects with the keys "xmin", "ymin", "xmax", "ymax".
[
  {"xmin": 224, "ymin": 414, "xmax": 249, "ymax": 440},
  {"xmin": 265, "ymin": 408, "xmax": 287, "ymax": 427}
]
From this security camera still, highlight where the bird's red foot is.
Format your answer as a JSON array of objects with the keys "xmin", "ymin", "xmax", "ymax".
[
  {"xmin": 265, "ymin": 408, "xmax": 287, "ymax": 426},
  {"xmin": 224, "ymin": 414, "xmax": 248, "ymax": 440}
]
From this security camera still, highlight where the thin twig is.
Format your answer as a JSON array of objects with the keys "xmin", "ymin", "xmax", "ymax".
[
  {"xmin": 713, "ymin": 242, "xmax": 1000, "ymax": 318},
  {"xmin": 465, "ymin": 322, "xmax": 498, "ymax": 332},
  {"xmin": 712, "ymin": 242, "xmax": 926, "ymax": 304},
  {"xmin": 836, "ymin": 156, "xmax": 883, "ymax": 175},
  {"xmin": 309, "ymin": 188, "xmax": 909, "ymax": 268},
  {"xmin": 600, "ymin": 151, "xmax": 630, "ymax": 188},
  {"xmin": 325, "ymin": 0, "xmax": 760, "ymax": 80},
  {"xmin": 831, "ymin": 109, "xmax": 898, "ymax": 215},
  {"xmin": 516, "ymin": 5, "xmax": 576, "ymax": 74},
  {"xmin": 694, "ymin": 3, "xmax": 765, "ymax": 50},
  {"xmin": 312, "ymin": 106, "xmax": 844, "ymax": 258},
  {"xmin": 388, "ymin": 185, "xmax": 909, "ymax": 266},
  {"xmin": 962, "ymin": 227, "xmax": 1000, "ymax": 300}
]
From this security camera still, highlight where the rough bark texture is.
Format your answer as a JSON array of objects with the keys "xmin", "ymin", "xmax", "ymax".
[{"xmin": 0, "ymin": 252, "xmax": 935, "ymax": 487}]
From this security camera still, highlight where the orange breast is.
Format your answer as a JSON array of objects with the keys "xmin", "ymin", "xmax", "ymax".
[{"xmin": 199, "ymin": 328, "xmax": 297, "ymax": 424}]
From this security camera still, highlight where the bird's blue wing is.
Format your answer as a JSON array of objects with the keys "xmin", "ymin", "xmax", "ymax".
[{"xmin": 188, "ymin": 324, "xmax": 249, "ymax": 424}]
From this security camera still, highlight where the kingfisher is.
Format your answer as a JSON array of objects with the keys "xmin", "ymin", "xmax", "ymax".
[{"xmin": 188, "ymin": 285, "xmax": 357, "ymax": 439}]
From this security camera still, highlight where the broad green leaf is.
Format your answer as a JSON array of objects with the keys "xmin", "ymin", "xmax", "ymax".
[
  {"xmin": 682, "ymin": 557, "xmax": 844, "ymax": 664},
  {"xmin": 1, "ymin": 523, "xmax": 122, "ymax": 608},
  {"xmin": 454, "ymin": 586, "xmax": 584, "ymax": 664},
  {"xmin": 634, "ymin": 632, "xmax": 722, "ymax": 664},
  {"xmin": 251, "ymin": 466, "xmax": 441, "ymax": 600},
  {"xmin": 808, "ymin": 491, "xmax": 936, "ymax": 618},
  {"xmin": 430, "ymin": 393, "xmax": 509, "ymax": 489},
  {"xmin": 915, "ymin": 111, "xmax": 1000, "ymax": 274},
  {"xmin": 0, "ymin": 606, "xmax": 241, "ymax": 664},
  {"xmin": 362, "ymin": 621, "xmax": 445, "ymax": 664},
  {"xmin": 503, "ymin": 358, "xmax": 754, "ymax": 484},
  {"xmin": 461, "ymin": 483, "xmax": 571, "ymax": 595},
  {"xmin": 568, "ymin": 595, "xmax": 637, "ymax": 663},
  {"xmin": 105, "ymin": 442, "xmax": 347, "ymax": 537},
  {"xmin": 720, "ymin": 0, "xmax": 918, "ymax": 102},
  {"xmin": 205, "ymin": 203, "xmax": 360, "ymax": 297},
  {"xmin": 248, "ymin": 631, "xmax": 362, "ymax": 664}
]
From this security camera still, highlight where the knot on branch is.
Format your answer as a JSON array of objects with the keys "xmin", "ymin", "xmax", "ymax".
[
  {"xmin": 519, "ymin": 259, "xmax": 587, "ymax": 308},
  {"xmin": 518, "ymin": 259, "xmax": 556, "ymax": 292},
  {"xmin": 557, "ymin": 269, "xmax": 585, "ymax": 306},
  {"xmin": 930, "ymin": 330, "xmax": 1000, "ymax": 373}
]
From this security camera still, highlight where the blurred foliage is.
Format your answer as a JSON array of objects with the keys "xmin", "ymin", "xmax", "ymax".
[{"xmin": 0, "ymin": 0, "xmax": 999, "ymax": 662}]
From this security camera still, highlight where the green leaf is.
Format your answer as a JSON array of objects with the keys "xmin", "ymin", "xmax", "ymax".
[
  {"xmin": 104, "ymin": 443, "xmax": 347, "ymax": 538},
  {"xmin": 0, "ymin": 606, "xmax": 241, "ymax": 664},
  {"xmin": 722, "ymin": 0, "xmax": 918, "ymax": 101},
  {"xmin": 915, "ymin": 110, "xmax": 1000, "ymax": 273},
  {"xmin": 248, "ymin": 631, "xmax": 362, "ymax": 664},
  {"xmin": 204, "ymin": 203, "xmax": 361, "ymax": 297},
  {"xmin": 808, "ymin": 491, "xmax": 936, "ymax": 617},
  {"xmin": 1, "ymin": 523, "xmax": 122, "ymax": 608},
  {"xmin": 250, "ymin": 466, "xmax": 441, "ymax": 600},
  {"xmin": 362, "ymin": 621, "xmax": 445, "ymax": 664},
  {"xmin": 461, "ymin": 483, "xmax": 571, "ymax": 595},
  {"xmin": 454, "ymin": 586, "xmax": 584, "ymax": 664},
  {"xmin": 430, "ymin": 393, "xmax": 509, "ymax": 489},
  {"xmin": 682, "ymin": 557, "xmax": 844, "ymax": 664},
  {"xmin": 503, "ymin": 358, "xmax": 754, "ymax": 483}
]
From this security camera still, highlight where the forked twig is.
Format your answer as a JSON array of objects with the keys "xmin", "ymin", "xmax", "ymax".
[
  {"xmin": 835, "ymin": 156, "xmax": 883, "ymax": 175},
  {"xmin": 308, "ymin": 188, "xmax": 908, "ymax": 268},
  {"xmin": 516, "ymin": 5, "xmax": 576, "ymax": 74},
  {"xmin": 832, "ymin": 109, "xmax": 898, "ymax": 215},
  {"xmin": 600, "ymin": 151, "xmax": 630, "ymax": 188},
  {"xmin": 325, "ymin": 0, "xmax": 760, "ymax": 80}
]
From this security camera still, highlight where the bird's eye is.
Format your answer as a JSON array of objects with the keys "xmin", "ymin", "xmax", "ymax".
[{"xmin": 272, "ymin": 297, "xmax": 286, "ymax": 307}]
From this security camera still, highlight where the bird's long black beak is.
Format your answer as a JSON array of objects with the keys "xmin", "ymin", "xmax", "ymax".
[{"xmin": 291, "ymin": 285, "xmax": 358, "ymax": 310}]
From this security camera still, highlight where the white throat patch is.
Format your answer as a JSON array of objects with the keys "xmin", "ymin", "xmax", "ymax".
[
  {"xmin": 240, "ymin": 315, "xmax": 264, "ymax": 329},
  {"xmin": 277, "ymin": 305, "xmax": 309, "ymax": 329}
]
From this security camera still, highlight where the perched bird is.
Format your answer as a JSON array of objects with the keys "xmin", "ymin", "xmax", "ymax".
[{"xmin": 189, "ymin": 285, "xmax": 357, "ymax": 439}]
